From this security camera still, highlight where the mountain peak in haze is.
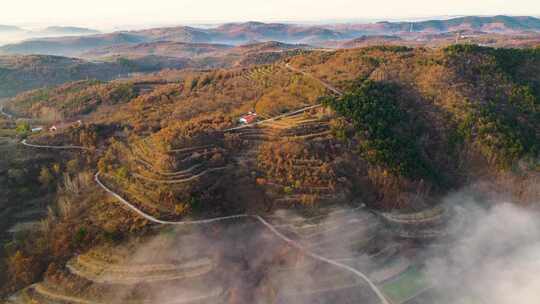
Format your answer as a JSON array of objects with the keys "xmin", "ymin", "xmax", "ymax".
[
  {"xmin": 0, "ymin": 25, "xmax": 24, "ymax": 33},
  {"xmin": 39, "ymin": 26, "xmax": 100, "ymax": 35}
]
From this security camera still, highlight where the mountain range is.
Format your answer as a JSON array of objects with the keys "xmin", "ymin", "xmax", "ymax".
[
  {"xmin": 2, "ymin": 15, "xmax": 539, "ymax": 57},
  {"xmin": 0, "ymin": 26, "xmax": 100, "ymax": 48},
  {"xmin": 37, "ymin": 26, "xmax": 100, "ymax": 36},
  {"xmin": 330, "ymin": 15, "xmax": 540, "ymax": 34},
  {"xmin": 0, "ymin": 25, "xmax": 24, "ymax": 33}
]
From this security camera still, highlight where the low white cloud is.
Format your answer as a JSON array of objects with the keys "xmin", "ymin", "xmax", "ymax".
[{"xmin": 424, "ymin": 193, "xmax": 540, "ymax": 303}]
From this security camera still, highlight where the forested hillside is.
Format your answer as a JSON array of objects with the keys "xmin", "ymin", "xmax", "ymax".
[{"xmin": 2, "ymin": 44, "xmax": 538, "ymax": 298}]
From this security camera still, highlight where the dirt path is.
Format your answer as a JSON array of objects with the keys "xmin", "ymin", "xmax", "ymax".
[
  {"xmin": 21, "ymin": 139, "xmax": 90, "ymax": 150},
  {"xmin": 0, "ymin": 106, "xmax": 13, "ymax": 120}
]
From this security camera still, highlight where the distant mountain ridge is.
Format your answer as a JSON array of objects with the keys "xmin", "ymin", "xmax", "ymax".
[
  {"xmin": 380, "ymin": 15, "xmax": 540, "ymax": 32},
  {"xmin": 0, "ymin": 33, "xmax": 146, "ymax": 57},
  {"xmin": 82, "ymin": 41, "xmax": 233, "ymax": 58},
  {"xmin": 83, "ymin": 40, "xmax": 310, "ymax": 59},
  {"xmin": 1, "ymin": 15, "xmax": 540, "ymax": 57},
  {"xmin": 0, "ymin": 54, "xmax": 189, "ymax": 97},
  {"xmin": 0, "ymin": 23, "xmax": 338, "ymax": 56},
  {"xmin": 0, "ymin": 25, "xmax": 24, "ymax": 33},
  {"xmin": 330, "ymin": 15, "xmax": 540, "ymax": 35},
  {"xmin": 38, "ymin": 26, "xmax": 100, "ymax": 36}
]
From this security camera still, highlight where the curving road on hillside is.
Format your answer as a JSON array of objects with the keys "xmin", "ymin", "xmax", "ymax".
[
  {"xmin": 223, "ymin": 103, "xmax": 324, "ymax": 132},
  {"xmin": 21, "ymin": 139, "xmax": 90, "ymax": 150},
  {"xmin": 0, "ymin": 105, "xmax": 13, "ymax": 119},
  {"xmin": 223, "ymin": 63, "xmax": 343, "ymax": 132},
  {"xmin": 95, "ymin": 172, "xmax": 249, "ymax": 225},
  {"xmin": 95, "ymin": 172, "xmax": 390, "ymax": 304}
]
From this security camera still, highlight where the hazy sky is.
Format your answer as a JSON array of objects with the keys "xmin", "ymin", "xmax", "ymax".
[{"xmin": 3, "ymin": 0, "xmax": 540, "ymax": 29}]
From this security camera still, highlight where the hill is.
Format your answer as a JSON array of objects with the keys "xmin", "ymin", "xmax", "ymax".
[
  {"xmin": 82, "ymin": 40, "xmax": 311, "ymax": 68},
  {"xmin": 405, "ymin": 15, "xmax": 540, "ymax": 32},
  {"xmin": 332, "ymin": 15, "xmax": 540, "ymax": 34},
  {"xmin": 129, "ymin": 22, "xmax": 346, "ymax": 44},
  {"xmin": 6, "ymin": 80, "xmax": 138, "ymax": 120},
  {"xmin": 332, "ymin": 35, "xmax": 404, "ymax": 48},
  {"xmin": 0, "ymin": 25, "xmax": 24, "ymax": 33},
  {"xmin": 209, "ymin": 21, "xmax": 346, "ymax": 43},
  {"xmin": 1, "ymin": 44, "xmax": 538, "ymax": 301},
  {"xmin": 37, "ymin": 26, "xmax": 100, "ymax": 36},
  {"xmin": 0, "ymin": 26, "xmax": 100, "ymax": 49},
  {"xmin": 7, "ymin": 45, "xmax": 538, "ymax": 206},
  {"xmin": 83, "ymin": 41, "xmax": 234, "ymax": 59},
  {"xmin": 131, "ymin": 25, "xmax": 216, "ymax": 43},
  {"xmin": 0, "ymin": 32, "xmax": 148, "ymax": 57},
  {"xmin": 0, "ymin": 41, "xmax": 307, "ymax": 98},
  {"xmin": 0, "ymin": 54, "xmax": 189, "ymax": 98},
  {"xmin": 84, "ymin": 41, "xmax": 311, "ymax": 59},
  {"xmin": 232, "ymin": 41, "xmax": 312, "ymax": 53}
]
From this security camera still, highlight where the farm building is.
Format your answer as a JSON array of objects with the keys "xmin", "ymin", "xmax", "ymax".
[{"xmin": 238, "ymin": 112, "xmax": 258, "ymax": 124}]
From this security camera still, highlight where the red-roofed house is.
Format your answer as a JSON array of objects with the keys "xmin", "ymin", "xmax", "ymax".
[{"xmin": 238, "ymin": 112, "xmax": 258, "ymax": 124}]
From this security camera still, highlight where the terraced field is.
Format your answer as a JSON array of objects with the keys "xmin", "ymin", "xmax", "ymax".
[
  {"xmin": 377, "ymin": 206, "xmax": 463, "ymax": 240},
  {"xmin": 228, "ymin": 109, "xmax": 341, "ymax": 206},
  {"xmin": 6, "ymin": 214, "xmax": 396, "ymax": 304},
  {"xmin": 97, "ymin": 134, "xmax": 231, "ymax": 217},
  {"xmin": 241, "ymin": 65, "xmax": 279, "ymax": 87},
  {"xmin": 268, "ymin": 205, "xmax": 474, "ymax": 304},
  {"xmin": 9, "ymin": 280, "xmax": 224, "ymax": 304},
  {"xmin": 67, "ymin": 254, "xmax": 214, "ymax": 284},
  {"xmin": 270, "ymin": 208, "xmax": 379, "ymax": 258}
]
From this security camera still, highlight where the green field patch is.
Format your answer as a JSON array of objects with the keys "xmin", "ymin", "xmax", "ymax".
[{"xmin": 381, "ymin": 266, "xmax": 429, "ymax": 304}]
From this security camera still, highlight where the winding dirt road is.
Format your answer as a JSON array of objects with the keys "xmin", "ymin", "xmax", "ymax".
[
  {"xmin": 0, "ymin": 105, "xmax": 13, "ymax": 119},
  {"xmin": 21, "ymin": 139, "xmax": 90, "ymax": 150}
]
